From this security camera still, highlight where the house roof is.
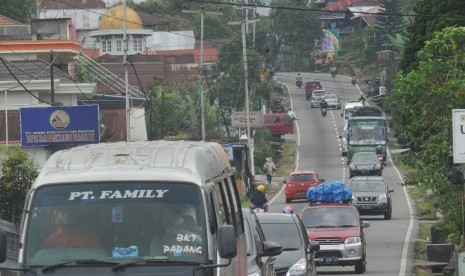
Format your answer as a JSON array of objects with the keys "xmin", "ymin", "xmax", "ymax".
[
  {"xmin": 0, "ymin": 59, "xmax": 74, "ymax": 83},
  {"xmin": 40, "ymin": 0, "xmax": 106, "ymax": 9},
  {"xmin": 134, "ymin": 9, "xmax": 173, "ymax": 27},
  {"xmin": 94, "ymin": 53, "xmax": 193, "ymax": 94},
  {"xmin": 348, "ymin": 6, "xmax": 381, "ymax": 26},
  {"xmin": 0, "ymin": 15, "xmax": 23, "ymax": 26},
  {"xmin": 323, "ymin": 0, "xmax": 380, "ymax": 11}
]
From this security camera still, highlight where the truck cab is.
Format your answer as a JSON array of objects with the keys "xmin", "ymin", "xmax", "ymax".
[
  {"xmin": 263, "ymin": 113, "xmax": 294, "ymax": 137},
  {"xmin": 305, "ymin": 81, "xmax": 322, "ymax": 100}
]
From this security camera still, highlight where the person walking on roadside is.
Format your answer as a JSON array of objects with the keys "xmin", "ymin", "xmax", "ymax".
[{"xmin": 263, "ymin": 157, "xmax": 277, "ymax": 185}]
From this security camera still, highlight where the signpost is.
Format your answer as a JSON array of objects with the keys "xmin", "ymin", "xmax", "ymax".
[{"xmin": 452, "ymin": 109, "xmax": 465, "ymax": 164}]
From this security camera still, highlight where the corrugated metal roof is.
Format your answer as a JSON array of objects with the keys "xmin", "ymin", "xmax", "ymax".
[
  {"xmin": 148, "ymin": 31, "xmax": 196, "ymax": 51},
  {"xmin": 0, "ymin": 59, "xmax": 74, "ymax": 83}
]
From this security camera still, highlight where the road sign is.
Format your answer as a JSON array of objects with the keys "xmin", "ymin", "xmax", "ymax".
[{"xmin": 453, "ymin": 109, "xmax": 465, "ymax": 163}]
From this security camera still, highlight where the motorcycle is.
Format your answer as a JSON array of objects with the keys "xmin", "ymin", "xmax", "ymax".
[
  {"xmin": 296, "ymin": 77, "xmax": 302, "ymax": 88},
  {"xmin": 377, "ymin": 153, "xmax": 385, "ymax": 168},
  {"xmin": 250, "ymin": 203, "xmax": 268, "ymax": 213},
  {"xmin": 351, "ymin": 76, "xmax": 357, "ymax": 86},
  {"xmin": 330, "ymin": 67, "xmax": 336, "ymax": 78},
  {"xmin": 321, "ymin": 108, "xmax": 327, "ymax": 117}
]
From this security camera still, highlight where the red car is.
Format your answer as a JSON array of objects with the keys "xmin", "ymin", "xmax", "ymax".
[
  {"xmin": 284, "ymin": 171, "xmax": 322, "ymax": 203},
  {"xmin": 300, "ymin": 202, "xmax": 369, "ymax": 274}
]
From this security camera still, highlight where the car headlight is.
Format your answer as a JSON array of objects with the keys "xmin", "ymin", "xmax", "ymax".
[
  {"xmin": 378, "ymin": 194, "xmax": 387, "ymax": 201},
  {"xmin": 374, "ymin": 164, "xmax": 381, "ymax": 169},
  {"xmin": 349, "ymin": 164, "xmax": 355, "ymax": 170},
  {"xmin": 286, "ymin": 258, "xmax": 307, "ymax": 276},
  {"xmin": 344, "ymin": 236, "xmax": 362, "ymax": 244},
  {"xmin": 248, "ymin": 271, "xmax": 261, "ymax": 276}
]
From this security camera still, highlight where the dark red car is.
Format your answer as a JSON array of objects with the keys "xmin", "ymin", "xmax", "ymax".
[{"xmin": 284, "ymin": 171, "xmax": 322, "ymax": 203}]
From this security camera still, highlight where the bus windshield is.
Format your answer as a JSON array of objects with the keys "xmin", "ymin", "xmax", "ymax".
[
  {"xmin": 25, "ymin": 182, "xmax": 206, "ymax": 265},
  {"xmin": 349, "ymin": 126, "xmax": 385, "ymax": 143}
]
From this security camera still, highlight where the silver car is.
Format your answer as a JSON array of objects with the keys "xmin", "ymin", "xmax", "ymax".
[
  {"xmin": 324, "ymin": 94, "xmax": 341, "ymax": 109},
  {"xmin": 310, "ymin": 89, "xmax": 328, "ymax": 108},
  {"xmin": 349, "ymin": 176, "xmax": 394, "ymax": 220}
]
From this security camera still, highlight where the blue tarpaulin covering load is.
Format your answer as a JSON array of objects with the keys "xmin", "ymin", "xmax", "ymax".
[{"xmin": 307, "ymin": 181, "xmax": 352, "ymax": 202}]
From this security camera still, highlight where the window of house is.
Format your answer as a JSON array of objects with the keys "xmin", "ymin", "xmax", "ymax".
[
  {"xmin": 101, "ymin": 41, "xmax": 107, "ymax": 52},
  {"xmin": 116, "ymin": 40, "xmax": 122, "ymax": 52},
  {"xmin": 107, "ymin": 41, "xmax": 112, "ymax": 52}
]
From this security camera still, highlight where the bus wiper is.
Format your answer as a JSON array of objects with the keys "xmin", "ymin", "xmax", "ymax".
[
  {"xmin": 42, "ymin": 259, "xmax": 118, "ymax": 273},
  {"xmin": 282, "ymin": 247, "xmax": 299, "ymax": 251},
  {"xmin": 111, "ymin": 257, "xmax": 197, "ymax": 272}
]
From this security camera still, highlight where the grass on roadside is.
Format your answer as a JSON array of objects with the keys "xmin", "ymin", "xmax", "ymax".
[{"xmin": 240, "ymin": 138, "xmax": 297, "ymax": 208}]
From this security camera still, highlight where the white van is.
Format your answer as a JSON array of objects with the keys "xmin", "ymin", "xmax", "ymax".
[
  {"xmin": 341, "ymin": 100, "xmax": 365, "ymax": 121},
  {"xmin": 0, "ymin": 140, "xmax": 246, "ymax": 276}
]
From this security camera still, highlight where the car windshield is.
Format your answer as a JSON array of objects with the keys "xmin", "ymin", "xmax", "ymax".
[
  {"xmin": 260, "ymin": 223, "xmax": 302, "ymax": 249},
  {"xmin": 289, "ymin": 174, "xmax": 316, "ymax": 182},
  {"xmin": 25, "ymin": 182, "xmax": 206, "ymax": 265},
  {"xmin": 353, "ymin": 153, "xmax": 378, "ymax": 163},
  {"xmin": 351, "ymin": 180, "xmax": 386, "ymax": 192},
  {"xmin": 301, "ymin": 207, "xmax": 358, "ymax": 227},
  {"xmin": 313, "ymin": 91, "xmax": 326, "ymax": 97}
]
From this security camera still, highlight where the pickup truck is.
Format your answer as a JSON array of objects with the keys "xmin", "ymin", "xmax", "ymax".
[
  {"xmin": 305, "ymin": 81, "xmax": 322, "ymax": 100},
  {"xmin": 263, "ymin": 113, "xmax": 294, "ymax": 137}
]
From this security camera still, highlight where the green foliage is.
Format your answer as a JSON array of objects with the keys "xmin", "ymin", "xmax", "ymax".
[
  {"xmin": 148, "ymin": 82, "xmax": 199, "ymax": 140},
  {"xmin": 0, "ymin": 0, "xmax": 35, "ymax": 22},
  {"xmin": 390, "ymin": 26, "xmax": 465, "ymax": 233},
  {"xmin": 400, "ymin": 0, "xmax": 465, "ymax": 73},
  {"xmin": 267, "ymin": 0, "xmax": 323, "ymax": 71},
  {"xmin": 0, "ymin": 147, "xmax": 39, "ymax": 224},
  {"xmin": 373, "ymin": 0, "xmax": 407, "ymax": 51},
  {"xmin": 253, "ymin": 128, "xmax": 274, "ymax": 173}
]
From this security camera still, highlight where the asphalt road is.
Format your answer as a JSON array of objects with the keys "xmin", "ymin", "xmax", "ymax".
[{"xmin": 269, "ymin": 72, "xmax": 418, "ymax": 275}]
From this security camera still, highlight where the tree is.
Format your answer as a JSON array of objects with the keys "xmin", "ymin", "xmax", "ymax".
[
  {"xmin": 389, "ymin": 26, "xmax": 465, "ymax": 231},
  {"xmin": 400, "ymin": 0, "xmax": 465, "ymax": 73},
  {"xmin": 0, "ymin": 0, "xmax": 35, "ymax": 23},
  {"xmin": 268, "ymin": 0, "xmax": 323, "ymax": 71},
  {"xmin": 0, "ymin": 146, "xmax": 39, "ymax": 224},
  {"xmin": 372, "ymin": 0, "xmax": 407, "ymax": 52}
]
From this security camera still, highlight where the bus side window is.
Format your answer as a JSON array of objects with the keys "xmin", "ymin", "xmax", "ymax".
[
  {"xmin": 214, "ymin": 182, "xmax": 230, "ymax": 225},
  {"xmin": 225, "ymin": 176, "xmax": 244, "ymax": 236}
]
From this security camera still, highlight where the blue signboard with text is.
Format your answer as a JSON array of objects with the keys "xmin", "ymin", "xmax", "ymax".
[{"xmin": 20, "ymin": 105, "xmax": 100, "ymax": 147}]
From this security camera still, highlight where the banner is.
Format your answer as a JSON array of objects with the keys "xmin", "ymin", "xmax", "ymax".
[{"xmin": 452, "ymin": 109, "xmax": 465, "ymax": 163}]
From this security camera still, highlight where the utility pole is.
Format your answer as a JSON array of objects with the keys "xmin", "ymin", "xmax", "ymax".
[
  {"xmin": 123, "ymin": 0, "xmax": 131, "ymax": 142},
  {"xmin": 228, "ymin": 4, "xmax": 260, "ymax": 179},
  {"xmin": 182, "ymin": 5, "xmax": 223, "ymax": 140}
]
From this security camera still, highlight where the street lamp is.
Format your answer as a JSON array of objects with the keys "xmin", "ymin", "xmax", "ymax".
[{"xmin": 182, "ymin": 4, "xmax": 223, "ymax": 140}]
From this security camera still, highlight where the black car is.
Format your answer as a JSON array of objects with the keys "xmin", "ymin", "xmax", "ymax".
[
  {"xmin": 256, "ymin": 213, "xmax": 319, "ymax": 276},
  {"xmin": 242, "ymin": 209, "xmax": 283, "ymax": 276},
  {"xmin": 349, "ymin": 151, "xmax": 383, "ymax": 178},
  {"xmin": 349, "ymin": 176, "xmax": 394, "ymax": 220}
]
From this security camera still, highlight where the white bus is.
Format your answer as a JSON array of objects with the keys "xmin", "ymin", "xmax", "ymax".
[{"xmin": 0, "ymin": 140, "xmax": 247, "ymax": 276}]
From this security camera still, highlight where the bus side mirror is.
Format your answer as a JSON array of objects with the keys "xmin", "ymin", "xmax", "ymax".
[{"xmin": 217, "ymin": 225, "xmax": 237, "ymax": 259}]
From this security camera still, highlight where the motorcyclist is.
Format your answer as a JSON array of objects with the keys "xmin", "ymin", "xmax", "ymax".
[
  {"xmin": 351, "ymin": 75, "xmax": 357, "ymax": 85},
  {"xmin": 330, "ymin": 65, "xmax": 337, "ymax": 77},
  {"xmin": 376, "ymin": 145, "xmax": 383, "ymax": 156},
  {"xmin": 296, "ymin": 73, "xmax": 302, "ymax": 88},
  {"xmin": 282, "ymin": 205, "xmax": 294, "ymax": 214},
  {"xmin": 250, "ymin": 184, "xmax": 268, "ymax": 212},
  {"xmin": 320, "ymin": 98, "xmax": 328, "ymax": 117}
]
